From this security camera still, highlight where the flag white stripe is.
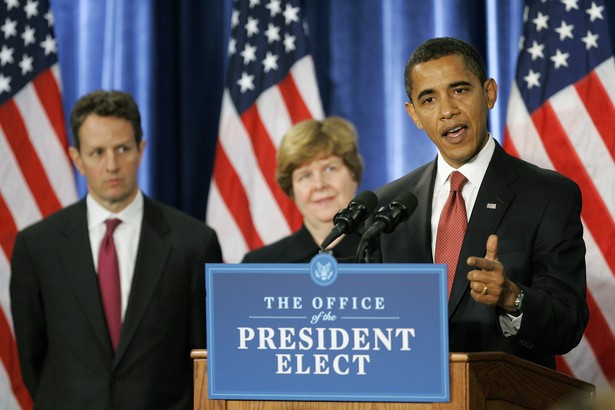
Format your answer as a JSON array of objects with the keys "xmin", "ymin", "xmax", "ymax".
[
  {"xmin": 218, "ymin": 91, "xmax": 291, "ymax": 243},
  {"xmin": 256, "ymin": 86, "xmax": 293, "ymax": 148},
  {"xmin": 506, "ymin": 82, "xmax": 554, "ymax": 170},
  {"xmin": 14, "ymin": 84, "xmax": 77, "ymax": 208},
  {"xmin": 594, "ymin": 57, "xmax": 615, "ymax": 105},
  {"xmin": 550, "ymin": 87, "xmax": 615, "ymax": 215},
  {"xmin": 0, "ymin": 249, "xmax": 14, "ymax": 334},
  {"xmin": 51, "ymin": 64, "xmax": 63, "ymax": 94},
  {"xmin": 206, "ymin": 181, "xmax": 248, "ymax": 263},
  {"xmin": 290, "ymin": 55, "xmax": 324, "ymax": 120},
  {"xmin": 562, "ymin": 335, "xmax": 609, "ymax": 386},
  {"xmin": 0, "ymin": 130, "xmax": 42, "ymax": 229},
  {"xmin": 583, "ymin": 221, "xmax": 615, "ymax": 335}
]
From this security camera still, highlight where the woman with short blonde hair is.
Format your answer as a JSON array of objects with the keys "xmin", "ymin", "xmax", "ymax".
[{"xmin": 242, "ymin": 116, "xmax": 364, "ymax": 263}]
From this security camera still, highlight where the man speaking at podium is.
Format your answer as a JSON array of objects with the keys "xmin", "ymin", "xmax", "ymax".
[{"xmin": 371, "ymin": 37, "xmax": 588, "ymax": 369}]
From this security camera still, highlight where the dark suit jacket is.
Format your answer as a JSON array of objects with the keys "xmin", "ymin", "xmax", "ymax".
[
  {"xmin": 373, "ymin": 142, "xmax": 588, "ymax": 369},
  {"xmin": 242, "ymin": 225, "xmax": 362, "ymax": 263},
  {"xmin": 10, "ymin": 196, "xmax": 222, "ymax": 410}
]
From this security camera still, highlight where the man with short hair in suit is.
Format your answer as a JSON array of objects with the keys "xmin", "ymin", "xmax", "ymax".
[
  {"xmin": 10, "ymin": 90, "xmax": 222, "ymax": 409},
  {"xmin": 373, "ymin": 37, "xmax": 588, "ymax": 369}
]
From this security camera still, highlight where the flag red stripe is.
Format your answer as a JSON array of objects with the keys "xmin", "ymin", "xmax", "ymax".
[
  {"xmin": 585, "ymin": 292, "xmax": 615, "ymax": 380},
  {"xmin": 0, "ymin": 102, "xmax": 62, "ymax": 217},
  {"xmin": 531, "ymin": 103, "xmax": 615, "ymax": 274},
  {"xmin": 0, "ymin": 310, "xmax": 33, "ymax": 409},
  {"xmin": 555, "ymin": 355, "xmax": 573, "ymax": 377},
  {"xmin": 212, "ymin": 143, "xmax": 264, "ymax": 250},
  {"xmin": 0, "ymin": 194, "xmax": 17, "ymax": 259},
  {"xmin": 240, "ymin": 106, "xmax": 302, "ymax": 231},
  {"xmin": 277, "ymin": 74, "xmax": 313, "ymax": 124},
  {"xmin": 574, "ymin": 72, "xmax": 615, "ymax": 162},
  {"xmin": 32, "ymin": 70, "xmax": 71, "ymax": 153}
]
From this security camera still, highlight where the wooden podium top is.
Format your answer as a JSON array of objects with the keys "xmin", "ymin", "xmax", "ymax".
[{"xmin": 192, "ymin": 349, "xmax": 595, "ymax": 410}]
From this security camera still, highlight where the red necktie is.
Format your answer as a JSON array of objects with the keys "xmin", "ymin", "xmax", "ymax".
[
  {"xmin": 435, "ymin": 171, "xmax": 468, "ymax": 299},
  {"xmin": 98, "ymin": 218, "xmax": 122, "ymax": 351}
]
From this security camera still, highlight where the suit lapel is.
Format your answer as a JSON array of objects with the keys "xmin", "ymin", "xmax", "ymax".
[
  {"xmin": 57, "ymin": 200, "xmax": 113, "ymax": 353},
  {"xmin": 113, "ymin": 198, "xmax": 170, "ymax": 365},
  {"xmin": 448, "ymin": 144, "xmax": 518, "ymax": 316}
]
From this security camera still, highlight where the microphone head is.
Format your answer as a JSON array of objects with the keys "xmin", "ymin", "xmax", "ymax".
[
  {"xmin": 351, "ymin": 190, "xmax": 378, "ymax": 213},
  {"xmin": 332, "ymin": 190, "xmax": 378, "ymax": 232},
  {"xmin": 391, "ymin": 190, "xmax": 418, "ymax": 218},
  {"xmin": 374, "ymin": 190, "xmax": 418, "ymax": 234}
]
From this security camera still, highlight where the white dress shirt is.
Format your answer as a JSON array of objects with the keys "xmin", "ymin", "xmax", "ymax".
[{"xmin": 88, "ymin": 192, "xmax": 143, "ymax": 320}]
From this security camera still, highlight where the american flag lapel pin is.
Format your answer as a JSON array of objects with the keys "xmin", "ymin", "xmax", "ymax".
[{"xmin": 486, "ymin": 203, "xmax": 497, "ymax": 210}]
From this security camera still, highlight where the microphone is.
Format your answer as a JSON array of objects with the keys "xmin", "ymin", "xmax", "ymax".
[
  {"xmin": 320, "ymin": 191, "xmax": 378, "ymax": 250},
  {"xmin": 361, "ymin": 190, "xmax": 418, "ymax": 243}
]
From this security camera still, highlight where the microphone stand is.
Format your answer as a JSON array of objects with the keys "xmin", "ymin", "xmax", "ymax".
[
  {"xmin": 355, "ymin": 235, "xmax": 378, "ymax": 264},
  {"xmin": 354, "ymin": 190, "xmax": 417, "ymax": 264}
]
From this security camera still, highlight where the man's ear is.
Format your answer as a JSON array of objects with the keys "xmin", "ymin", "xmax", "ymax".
[
  {"xmin": 68, "ymin": 146, "xmax": 85, "ymax": 176},
  {"xmin": 485, "ymin": 78, "xmax": 498, "ymax": 110},
  {"xmin": 405, "ymin": 101, "xmax": 423, "ymax": 129}
]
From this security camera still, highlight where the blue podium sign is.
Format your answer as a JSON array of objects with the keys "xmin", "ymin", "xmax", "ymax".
[{"xmin": 205, "ymin": 254, "xmax": 449, "ymax": 402}]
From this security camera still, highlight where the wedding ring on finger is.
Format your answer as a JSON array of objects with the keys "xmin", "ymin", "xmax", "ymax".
[{"xmin": 481, "ymin": 286, "xmax": 488, "ymax": 296}]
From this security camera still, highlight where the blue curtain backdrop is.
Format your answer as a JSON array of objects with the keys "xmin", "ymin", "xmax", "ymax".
[{"xmin": 50, "ymin": 0, "xmax": 615, "ymax": 220}]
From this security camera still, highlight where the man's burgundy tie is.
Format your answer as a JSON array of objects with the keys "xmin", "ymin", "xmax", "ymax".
[
  {"xmin": 98, "ymin": 218, "xmax": 122, "ymax": 351},
  {"xmin": 435, "ymin": 171, "xmax": 468, "ymax": 299}
]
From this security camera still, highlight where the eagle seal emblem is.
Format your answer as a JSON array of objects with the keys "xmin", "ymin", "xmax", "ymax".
[{"xmin": 309, "ymin": 253, "xmax": 338, "ymax": 286}]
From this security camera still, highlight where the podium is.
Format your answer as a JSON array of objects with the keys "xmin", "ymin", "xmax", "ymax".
[{"xmin": 192, "ymin": 349, "xmax": 594, "ymax": 409}]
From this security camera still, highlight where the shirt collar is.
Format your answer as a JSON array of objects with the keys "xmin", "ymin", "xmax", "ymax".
[
  {"xmin": 87, "ymin": 191, "xmax": 144, "ymax": 229},
  {"xmin": 435, "ymin": 134, "xmax": 495, "ymax": 192}
]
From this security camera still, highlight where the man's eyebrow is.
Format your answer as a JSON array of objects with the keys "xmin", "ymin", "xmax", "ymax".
[
  {"xmin": 415, "ymin": 80, "xmax": 474, "ymax": 101},
  {"xmin": 450, "ymin": 80, "xmax": 472, "ymax": 88},
  {"xmin": 416, "ymin": 88, "xmax": 434, "ymax": 101}
]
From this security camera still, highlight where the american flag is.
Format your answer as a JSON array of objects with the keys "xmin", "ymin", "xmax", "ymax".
[
  {"xmin": 504, "ymin": 0, "xmax": 615, "ymax": 386},
  {"xmin": 206, "ymin": 0, "xmax": 323, "ymax": 262},
  {"xmin": 0, "ymin": 0, "xmax": 77, "ymax": 407}
]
